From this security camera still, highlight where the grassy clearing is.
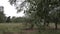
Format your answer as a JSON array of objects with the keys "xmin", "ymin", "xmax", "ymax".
[
  {"xmin": 0, "ymin": 23, "xmax": 25, "ymax": 32},
  {"xmin": 0, "ymin": 23, "xmax": 60, "ymax": 34},
  {"xmin": 0, "ymin": 23, "xmax": 38, "ymax": 34}
]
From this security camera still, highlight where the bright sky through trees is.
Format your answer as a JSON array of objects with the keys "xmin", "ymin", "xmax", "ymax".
[{"xmin": 0, "ymin": 0, "xmax": 24, "ymax": 17}]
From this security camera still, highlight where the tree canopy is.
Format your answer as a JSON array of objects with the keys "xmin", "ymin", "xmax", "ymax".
[
  {"xmin": 0, "ymin": 10, "xmax": 6, "ymax": 23},
  {"xmin": 9, "ymin": 0, "xmax": 60, "ymax": 29}
]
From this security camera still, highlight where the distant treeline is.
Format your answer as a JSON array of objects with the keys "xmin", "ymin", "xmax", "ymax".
[
  {"xmin": 11, "ymin": 17, "xmax": 32, "ymax": 23},
  {"xmin": 0, "ymin": 11, "xmax": 31, "ymax": 23}
]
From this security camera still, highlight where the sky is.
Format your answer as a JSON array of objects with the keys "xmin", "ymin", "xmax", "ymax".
[{"xmin": 0, "ymin": 0, "xmax": 25, "ymax": 18}]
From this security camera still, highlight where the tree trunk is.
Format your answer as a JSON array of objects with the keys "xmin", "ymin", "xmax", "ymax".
[
  {"xmin": 44, "ymin": 19, "xmax": 46, "ymax": 26},
  {"xmin": 44, "ymin": 16, "xmax": 46, "ymax": 26},
  {"xmin": 44, "ymin": 22, "xmax": 46, "ymax": 26},
  {"xmin": 30, "ymin": 24, "xmax": 34, "ymax": 29},
  {"xmin": 46, "ymin": 21, "xmax": 49, "ymax": 26},
  {"xmin": 55, "ymin": 22, "xmax": 57, "ymax": 30}
]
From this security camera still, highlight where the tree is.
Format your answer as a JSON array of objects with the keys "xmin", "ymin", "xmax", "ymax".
[
  {"xmin": 0, "ymin": 11, "xmax": 6, "ymax": 23},
  {"xmin": 0, "ymin": 6, "xmax": 6, "ymax": 23},
  {"xmin": 9, "ymin": 0, "xmax": 60, "ymax": 30},
  {"xmin": 6, "ymin": 16, "xmax": 11, "ymax": 23}
]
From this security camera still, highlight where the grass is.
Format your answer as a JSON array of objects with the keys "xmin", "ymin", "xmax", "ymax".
[
  {"xmin": 0, "ymin": 23, "xmax": 38, "ymax": 34},
  {"xmin": 0, "ymin": 23, "xmax": 24, "ymax": 32},
  {"xmin": 0, "ymin": 23, "xmax": 60, "ymax": 34}
]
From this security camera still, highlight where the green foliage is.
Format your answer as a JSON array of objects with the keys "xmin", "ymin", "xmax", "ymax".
[
  {"xmin": 9, "ymin": 0, "xmax": 60, "ymax": 29},
  {"xmin": 6, "ymin": 16, "xmax": 11, "ymax": 23},
  {"xmin": 11, "ymin": 17, "xmax": 33, "ymax": 23},
  {"xmin": 12, "ymin": 17, "xmax": 27, "ymax": 23},
  {"xmin": 0, "ymin": 11, "xmax": 6, "ymax": 23}
]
